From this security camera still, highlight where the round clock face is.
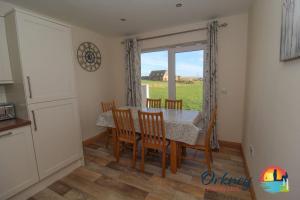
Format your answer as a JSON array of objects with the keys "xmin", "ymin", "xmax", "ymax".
[{"xmin": 77, "ymin": 42, "xmax": 101, "ymax": 72}]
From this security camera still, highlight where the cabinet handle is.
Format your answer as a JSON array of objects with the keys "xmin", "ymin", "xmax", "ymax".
[
  {"xmin": 0, "ymin": 132, "xmax": 13, "ymax": 138},
  {"xmin": 27, "ymin": 76, "xmax": 33, "ymax": 99},
  {"xmin": 31, "ymin": 110, "xmax": 37, "ymax": 131}
]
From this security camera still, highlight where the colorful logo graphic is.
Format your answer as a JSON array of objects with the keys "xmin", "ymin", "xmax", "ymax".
[{"xmin": 260, "ymin": 166, "xmax": 289, "ymax": 193}]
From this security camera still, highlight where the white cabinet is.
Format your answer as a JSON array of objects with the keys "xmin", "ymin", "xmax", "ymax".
[
  {"xmin": 29, "ymin": 99, "xmax": 82, "ymax": 179},
  {"xmin": 0, "ymin": 126, "xmax": 39, "ymax": 200},
  {"xmin": 0, "ymin": 16, "xmax": 13, "ymax": 84},
  {"xmin": 15, "ymin": 12, "xmax": 75, "ymax": 104},
  {"xmin": 4, "ymin": 9, "xmax": 83, "ymax": 189}
]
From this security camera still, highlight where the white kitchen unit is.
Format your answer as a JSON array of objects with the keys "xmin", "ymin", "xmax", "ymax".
[
  {"xmin": 4, "ymin": 9, "xmax": 83, "ymax": 199},
  {"xmin": 0, "ymin": 16, "xmax": 13, "ymax": 84},
  {"xmin": 29, "ymin": 99, "xmax": 82, "ymax": 179},
  {"xmin": 12, "ymin": 11, "xmax": 76, "ymax": 104},
  {"xmin": 0, "ymin": 126, "xmax": 39, "ymax": 200}
]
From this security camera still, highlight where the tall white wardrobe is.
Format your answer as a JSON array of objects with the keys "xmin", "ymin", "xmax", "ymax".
[{"xmin": 3, "ymin": 9, "xmax": 83, "ymax": 199}]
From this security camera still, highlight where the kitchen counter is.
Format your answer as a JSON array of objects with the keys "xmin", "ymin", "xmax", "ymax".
[{"xmin": 0, "ymin": 118, "xmax": 31, "ymax": 132}]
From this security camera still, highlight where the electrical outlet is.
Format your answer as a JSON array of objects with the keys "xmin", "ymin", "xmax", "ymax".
[{"xmin": 249, "ymin": 145, "xmax": 254, "ymax": 157}]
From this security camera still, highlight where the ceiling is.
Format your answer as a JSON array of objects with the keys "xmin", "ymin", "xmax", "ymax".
[{"xmin": 0, "ymin": 0, "xmax": 252, "ymax": 36}]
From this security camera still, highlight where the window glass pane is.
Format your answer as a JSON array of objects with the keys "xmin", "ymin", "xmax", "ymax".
[
  {"xmin": 141, "ymin": 51, "xmax": 168, "ymax": 106},
  {"xmin": 175, "ymin": 50, "xmax": 204, "ymax": 111}
]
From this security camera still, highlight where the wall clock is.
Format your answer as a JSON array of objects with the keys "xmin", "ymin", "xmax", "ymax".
[{"xmin": 77, "ymin": 42, "xmax": 101, "ymax": 72}]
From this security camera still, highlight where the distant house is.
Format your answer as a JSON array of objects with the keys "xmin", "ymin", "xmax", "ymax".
[{"xmin": 149, "ymin": 70, "xmax": 168, "ymax": 81}]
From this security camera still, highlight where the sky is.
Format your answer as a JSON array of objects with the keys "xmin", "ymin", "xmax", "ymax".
[{"xmin": 141, "ymin": 50, "xmax": 204, "ymax": 77}]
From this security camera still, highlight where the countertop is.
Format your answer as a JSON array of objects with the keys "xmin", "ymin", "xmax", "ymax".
[{"xmin": 0, "ymin": 118, "xmax": 31, "ymax": 132}]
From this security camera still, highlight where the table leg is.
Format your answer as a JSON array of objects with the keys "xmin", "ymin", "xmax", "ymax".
[{"xmin": 170, "ymin": 140, "xmax": 177, "ymax": 174}]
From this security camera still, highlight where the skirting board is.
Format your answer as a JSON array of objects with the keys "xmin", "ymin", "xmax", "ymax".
[
  {"xmin": 83, "ymin": 130, "xmax": 107, "ymax": 145},
  {"xmin": 219, "ymin": 140, "xmax": 242, "ymax": 150},
  {"xmin": 10, "ymin": 159, "xmax": 84, "ymax": 200}
]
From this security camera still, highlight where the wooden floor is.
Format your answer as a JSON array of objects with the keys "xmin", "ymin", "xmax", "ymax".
[{"xmin": 29, "ymin": 138, "xmax": 252, "ymax": 200}]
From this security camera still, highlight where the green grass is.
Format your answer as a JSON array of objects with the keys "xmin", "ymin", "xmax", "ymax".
[{"xmin": 141, "ymin": 80, "xmax": 203, "ymax": 111}]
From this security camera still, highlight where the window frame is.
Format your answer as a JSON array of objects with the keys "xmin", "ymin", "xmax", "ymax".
[{"xmin": 141, "ymin": 42, "xmax": 206, "ymax": 110}]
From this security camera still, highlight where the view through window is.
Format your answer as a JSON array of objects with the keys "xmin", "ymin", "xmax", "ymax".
[
  {"xmin": 175, "ymin": 50, "xmax": 204, "ymax": 110},
  {"xmin": 141, "ymin": 51, "xmax": 168, "ymax": 104},
  {"xmin": 141, "ymin": 47, "xmax": 204, "ymax": 111}
]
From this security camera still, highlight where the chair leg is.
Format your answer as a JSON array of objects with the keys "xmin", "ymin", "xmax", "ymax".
[
  {"xmin": 105, "ymin": 128, "xmax": 111, "ymax": 148},
  {"xmin": 116, "ymin": 141, "xmax": 120, "ymax": 163},
  {"xmin": 132, "ymin": 143, "xmax": 137, "ymax": 168},
  {"xmin": 112, "ymin": 130, "xmax": 117, "ymax": 158},
  {"xmin": 162, "ymin": 148, "xmax": 166, "ymax": 178},
  {"xmin": 140, "ymin": 146, "xmax": 145, "ymax": 172}
]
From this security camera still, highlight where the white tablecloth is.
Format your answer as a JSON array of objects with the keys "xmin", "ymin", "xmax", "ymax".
[{"xmin": 96, "ymin": 106, "xmax": 204, "ymax": 145}]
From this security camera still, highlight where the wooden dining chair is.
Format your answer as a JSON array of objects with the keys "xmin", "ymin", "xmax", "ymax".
[
  {"xmin": 112, "ymin": 108, "xmax": 138, "ymax": 168},
  {"xmin": 146, "ymin": 98, "xmax": 162, "ymax": 108},
  {"xmin": 138, "ymin": 111, "xmax": 167, "ymax": 177},
  {"xmin": 101, "ymin": 101, "xmax": 116, "ymax": 148},
  {"xmin": 177, "ymin": 107, "xmax": 217, "ymax": 173},
  {"xmin": 101, "ymin": 100, "xmax": 116, "ymax": 112},
  {"xmin": 165, "ymin": 99, "xmax": 183, "ymax": 110}
]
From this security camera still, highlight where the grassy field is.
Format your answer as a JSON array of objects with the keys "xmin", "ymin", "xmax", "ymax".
[{"xmin": 141, "ymin": 80, "xmax": 203, "ymax": 111}]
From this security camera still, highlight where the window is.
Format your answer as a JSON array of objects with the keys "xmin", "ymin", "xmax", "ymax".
[
  {"xmin": 175, "ymin": 50, "xmax": 204, "ymax": 110},
  {"xmin": 141, "ymin": 44, "xmax": 205, "ymax": 111},
  {"xmin": 141, "ymin": 51, "xmax": 168, "ymax": 105}
]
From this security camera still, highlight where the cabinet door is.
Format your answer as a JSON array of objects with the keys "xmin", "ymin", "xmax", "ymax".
[
  {"xmin": 16, "ymin": 12, "xmax": 75, "ymax": 103},
  {"xmin": 0, "ymin": 17, "xmax": 13, "ymax": 84},
  {"xmin": 0, "ymin": 126, "xmax": 39, "ymax": 200},
  {"xmin": 29, "ymin": 99, "xmax": 82, "ymax": 179}
]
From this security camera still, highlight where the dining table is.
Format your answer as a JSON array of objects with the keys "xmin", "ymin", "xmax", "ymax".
[{"xmin": 96, "ymin": 106, "xmax": 204, "ymax": 174}]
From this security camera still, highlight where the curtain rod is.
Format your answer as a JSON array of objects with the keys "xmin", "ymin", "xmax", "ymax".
[{"xmin": 122, "ymin": 23, "xmax": 227, "ymax": 44}]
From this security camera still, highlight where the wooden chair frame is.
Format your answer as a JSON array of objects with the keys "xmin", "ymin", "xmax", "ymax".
[
  {"xmin": 178, "ymin": 107, "xmax": 217, "ymax": 172},
  {"xmin": 101, "ymin": 100, "xmax": 116, "ymax": 148},
  {"xmin": 165, "ymin": 99, "xmax": 183, "ymax": 110},
  {"xmin": 146, "ymin": 98, "xmax": 162, "ymax": 108},
  {"xmin": 138, "ymin": 110, "xmax": 167, "ymax": 177},
  {"xmin": 101, "ymin": 100, "xmax": 116, "ymax": 112},
  {"xmin": 112, "ymin": 108, "xmax": 138, "ymax": 168}
]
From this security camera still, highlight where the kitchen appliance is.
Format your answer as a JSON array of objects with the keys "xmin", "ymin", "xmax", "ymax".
[{"xmin": 0, "ymin": 103, "xmax": 16, "ymax": 121}]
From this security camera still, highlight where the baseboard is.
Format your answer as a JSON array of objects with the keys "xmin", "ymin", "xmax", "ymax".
[
  {"xmin": 219, "ymin": 140, "xmax": 242, "ymax": 150},
  {"xmin": 83, "ymin": 130, "xmax": 107, "ymax": 145},
  {"xmin": 241, "ymin": 146, "xmax": 257, "ymax": 200},
  {"xmin": 10, "ymin": 159, "xmax": 84, "ymax": 200}
]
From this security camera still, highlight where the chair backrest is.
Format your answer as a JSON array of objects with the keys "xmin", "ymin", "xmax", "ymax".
[
  {"xmin": 101, "ymin": 101, "xmax": 116, "ymax": 112},
  {"xmin": 146, "ymin": 98, "xmax": 162, "ymax": 108},
  {"xmin": 165, "ymin": 99, "xmax": 183, "ymax": 110},
  {"xmin": 138, "ymin": 111, "xmax": 166, "ymax": 147},
  {"xmin": 112, "ymin": 108, "xmax": 136, "ymax": 141},
  {"xmin": 205, "ymin": 107, "xmax": 217, "ymax": 148}
]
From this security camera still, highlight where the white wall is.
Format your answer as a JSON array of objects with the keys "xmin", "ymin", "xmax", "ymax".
[
  {"xmin": 71, "ymin": 26, "xmax": 115, "ymax": 140},
  {"xmin": 243, "ymin": 0, "xmax": 299, "ymax": 199},
  {"xmin": 0, "ymin": 86, "xmax": 6, "ymax": 103},
  {"xmin": 111, "ymin": 13, "xmax": 248, "ymax": 143},
  {"xmin": 109, "ymin": 37, "xmax": 127, "ymax": 106}
]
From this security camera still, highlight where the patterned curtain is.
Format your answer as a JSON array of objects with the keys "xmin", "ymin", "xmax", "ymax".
[
  {"xmin": 204, "ymin": 21, "xmax": 219, "ymax": 149},
  {"xmin": 125, "ymin": 38, "xmax": 142, "ymax": 106}
]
